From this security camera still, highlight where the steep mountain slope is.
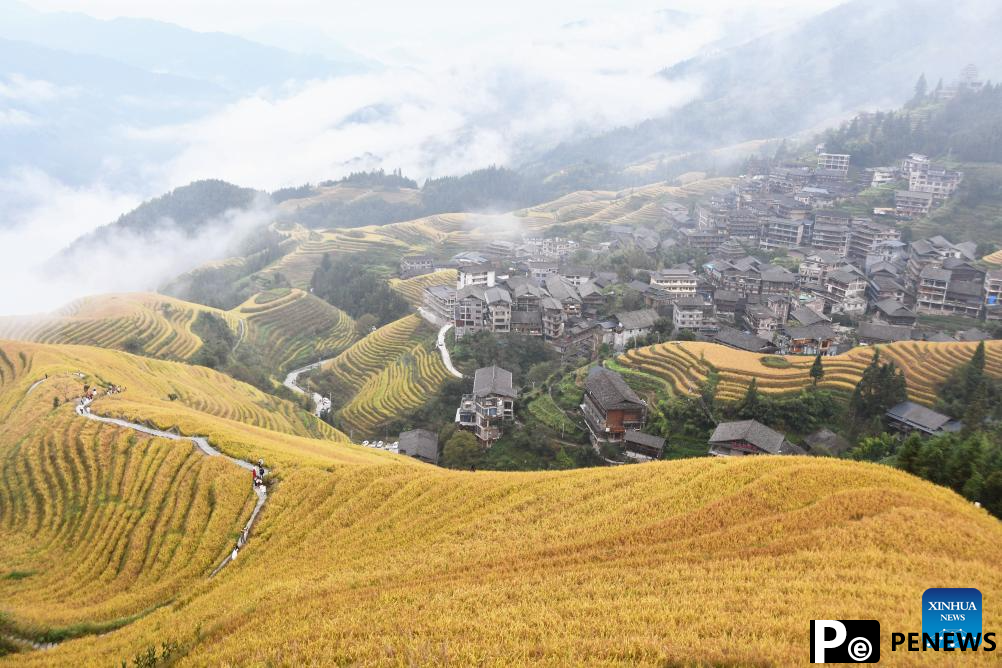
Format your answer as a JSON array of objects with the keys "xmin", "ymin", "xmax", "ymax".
[
  {"xmin": 258, "ymin": 177, "xmax": 733, "ymax": 289},
  {"xmin": 0, "ymin": 340, "xmax": 388, "ymax": 652},
  {"xmin": 0, "ymin": 293, "xmax": 238, "ymax": 362},
  {"xmin": 0, "ymin": 341, "xmax": 999, "ymax": 665},
  {"xmin": 531, "ymin": 0, "xmax": 1002, "ymax": 179},
  {"xmin": 233, "ymin": 289, "xmax": 356, "ymax": 377},
  {"xmin": 60, "ymin": 180, "xmax": 264, "ymax": 249},
  {"xmin": 0, "ymin": 289, "xmax": 358, "ymax": 385}
]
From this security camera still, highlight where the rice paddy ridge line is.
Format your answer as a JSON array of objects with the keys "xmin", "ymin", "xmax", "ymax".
[{"xmin": 71, "ymin": 393, "xmax": 267, "ymax": 578}]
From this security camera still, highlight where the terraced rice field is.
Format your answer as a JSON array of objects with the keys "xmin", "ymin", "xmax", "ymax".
[
  {"xmin": 263, "ymin": 227, "xmax": 411, "ymax": 287},
  {"xmin": 0, "ymin": 405, "xmax": 254, "ymax": 631},
  {"xmin": 234, "ymin": 289, "xmax": 356, "ymax": 376},
  {"xmin": 2, "ymin": 341, "xmax": 1001, "ymax": 666},
  {"xmin": 323, "ymin": 314, "xmax": 448, "ymax": 436},
  {"xmin": 0, "ymin": 342, "xmax": 359, "ymax": 470},
  {"xmin": 0, "ymin": 294, "xmax": 237, "ymax": 362},
  {"xmin": 261, "ymin": 177, "xmax": 733, "ymax": 290},
  {"xmin": 265, "ymin": 214, "xmax": 501, "ymax": 288},
  {"xmin": 339, "ymin": 344, "xmax": 451, "ymax": 436},
  {"xmin": 388, "ymin": 269, "xmax": 458, "ymax": 306},
  {"xmin": 983, "ymin": 249, "xmax": 1002, "ymax": 266},
  {"xmin": 517, "ymin": 179, "xmax": 735, "ymax": 234},
  {"xmin": 618, "ymin": 339, "xmax": 1002, "ymax": 404}
]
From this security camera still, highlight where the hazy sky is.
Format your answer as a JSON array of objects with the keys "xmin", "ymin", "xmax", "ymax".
[
  {"xmin": 18, "ymin": 1, "xmax": 844, "ymax": 58},
  {"xmin": 1, "ymin": 0, "xmax": 849, "ymax": 314}
]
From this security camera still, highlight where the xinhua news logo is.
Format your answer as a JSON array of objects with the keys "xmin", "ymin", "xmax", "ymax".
[
  {"xmin": 810, "ymin": 620, "xmax": 880, "ymax": 663},
  {"xmin": 922, "ymin": 588, "xmax": 982, "ymax": 649}
]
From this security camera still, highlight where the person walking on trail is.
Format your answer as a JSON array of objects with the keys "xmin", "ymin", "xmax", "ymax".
[{"xmin": 231, "ymin": 545, "xmax": 239, "ymax": 561}]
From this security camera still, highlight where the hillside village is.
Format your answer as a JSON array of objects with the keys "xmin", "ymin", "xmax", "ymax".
[
  {"xmin": 4, "ymin": 3, "xmax": 1002, "ymax": 663},
  {"xmin": 339, "ymin": 68, "xmax": 1002, "ymax": 470}
]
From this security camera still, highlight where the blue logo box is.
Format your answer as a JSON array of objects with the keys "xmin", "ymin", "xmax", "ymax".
[{"xmin": 923, "ymin": 588, "xmax": 982, "ymax": 649}]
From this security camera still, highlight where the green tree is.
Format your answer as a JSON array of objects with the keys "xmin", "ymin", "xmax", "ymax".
[
  {"xmin": 963, "ymin": 341, "xmax": 986, "ymax": 400},
  {"xmin": 912, "ymin": 73, "xmax": 927, "ymax": 104},
  {"xmin": 848, "ymin": 432, "xmax": 898, "ymax": 462},
  {"xmin": 982, "ymin": 471, "xmax": 1002, "ymax": 517},
  {"xmin": 810, "ymin": 353, "xmax": 824, "ymax": 386},
  {"xmin": 354, "ymin": 314, "xmax": 378, "ymax": 338},
  {"xmin": 848, "ymin": 350, "xmax": 907, "ymax": 434},
  {"xmin": 441, "ymin": 431, "xmax": 481, "ymax": 469},
  {"xmin": 736, "ymin": 378, "xmax": 760, "ymax": 420},
  {"xmin": 896, "ymin": 433, "xmax": 923, "ymax": 472},
  {"xmin": 963, "ymin": 381, "xmax": 989, "ymax": 434}
]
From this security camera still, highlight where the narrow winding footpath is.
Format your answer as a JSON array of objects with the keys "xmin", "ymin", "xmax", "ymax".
[
  {"xmin": 74, "ymin": 396, "xmax": 267, "ymax": 577},
  {"xmin": 4, "ymin": 380, "xmax": 270, "ymax": 652}
]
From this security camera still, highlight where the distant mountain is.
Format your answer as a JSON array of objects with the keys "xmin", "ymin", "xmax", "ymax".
[
  {"xmin": 0, "ymin": 0, "xmax": 370, "ymax": 95},
  {"xmin": 0, "ymin": 0, "xmax": 372, "ymax": 189},
  {"xmin": 527, "ymin": 0, "xmax": 1002, "ymax": 182},
  {"xmin": 68, "ymin": 180, "xmax": 264, "ymax": 246},
  {"xmin": 0, "ymin": 36, "xmax": 231, "ymax": 187}
]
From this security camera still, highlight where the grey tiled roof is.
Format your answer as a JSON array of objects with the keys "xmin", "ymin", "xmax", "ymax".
[
  {"xmin": 712, "ymin": 326, "xmax": 772, "ymax": 352},
  {"xmin": 886, "ymin": 401, "xmax": 953, "ymax": 432},
  {"xmin": 760, "ymin": 265, "xmax": 795, "ymax": 283},
  {"xmin": 544, "ymin": 275, "xmax": 581, "ymax": 302},
  {"xmin": 789, "ymin": 306, "xmax": 828, "ymax": 326},
  {"xmin": 615, "ymin": 309, "xmax": 659, "ymax": 330},
  {"xmin": 473, "ymin": 366, "xmax": 516, "ymax": 398},
  {"xmin": 484, "ymin": 286, "xmax": 512, "ymax": 304},
  {"xmin": 709, "ymin": 420, "xmax": 788, "ymax": 454},
  {"xmin": 873, "ymin": 299, "xmax": 913, "ymax": 317},
  {"xmin": 624, "ymin": 431, "xmax": 666, "ymax": 450},
  {"xmin": 785, "ymin": 323, "xmax": 836, "ymax": 341},
  {"xmin": 586, "ymin": 366, "xmax": 644, "ymax": 411},
  {"xmin": 857, "ymin": 322, "xmax": 914, "ymax": 342}
]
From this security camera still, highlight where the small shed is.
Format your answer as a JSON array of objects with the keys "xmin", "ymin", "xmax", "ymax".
[{"xmin": 398, "ymin": 429, "xmax": 440, "ymax": 464}]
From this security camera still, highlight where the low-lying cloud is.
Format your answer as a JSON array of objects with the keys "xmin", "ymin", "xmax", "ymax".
[
  {"xmin": 131, "ymin": 10, "xmax": 717, "ymax": 189},
  {"xmin": 0, "ymin": 5, "xmax": 789, "ymax": 316},
  {"xmin": 0, "ymin": 169, "xmax": 272, "ymax": 315}
]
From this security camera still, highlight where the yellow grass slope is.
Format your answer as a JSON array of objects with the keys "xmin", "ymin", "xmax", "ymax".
[
  {"xmin": 0, "ymin": 294, "xmax": 238, "ymax": 362},
  {"xmin": 516, "ymin": 179, "xmax": 735, "ymax": 233},
  {"xmin": 0, "ymin": 340, "xmax": 407, "ymax": 646},
  {"xmin": 0, "ymin": 289, "xmax": 358, "ymax": 383},
  {"xmin": 619, "ymin": 339, "xmax": 1002, "ymax": 403},
  {"xmin": 983, "ymin": 248, "xmax": 1002, "ymax": 266},
  {"xmin": 6, "ymin": 451, "xmax": 1001, "ymax": 666},
  {"xmin": 0, "ymin": 341, "xmax": 378, "ymax": 470},
  {"xmin": 0, "ymin": 397, "xmax": 254, "ymax": 632}
]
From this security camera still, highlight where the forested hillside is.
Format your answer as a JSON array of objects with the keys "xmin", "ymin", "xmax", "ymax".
[
  {"xmin": 821, "ymin": 84, "xmax": 1002, "ymax": 166},
  {"xmin": 279, "ymin": 166, "xmax": 556, "ymax": 229}
]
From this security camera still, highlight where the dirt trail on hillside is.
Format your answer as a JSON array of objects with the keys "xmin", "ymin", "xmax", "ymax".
[{"xmin": 74, "ymin": 395, "xmax": 267, "ymax": 576}]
